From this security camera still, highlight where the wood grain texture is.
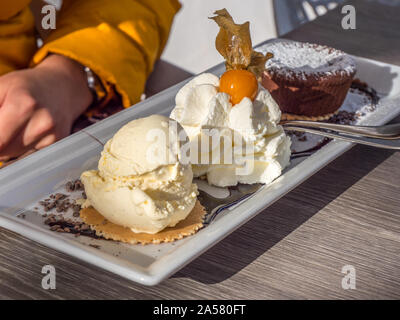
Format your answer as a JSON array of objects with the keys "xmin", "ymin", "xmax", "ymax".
[{"xmin": 1, "ymin": 0, "xmax": 400, "ymax": 299}]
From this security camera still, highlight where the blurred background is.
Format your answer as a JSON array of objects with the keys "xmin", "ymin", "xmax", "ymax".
[
  {"xmin": 42, "ymin": 0, "xmax": 400, "ymax": 74},
  {"xmin": 162, "ymin": 0, "xmax": 400, "ymax": 73},
  {"xmin": 162, "ymin": 0, "xmax": 345, "ymax": 73}
]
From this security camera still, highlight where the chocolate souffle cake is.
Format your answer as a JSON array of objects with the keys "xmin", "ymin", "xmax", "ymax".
[{"xmin": 261, "ymin": 41, "xmax": 357, "ymax": 120}]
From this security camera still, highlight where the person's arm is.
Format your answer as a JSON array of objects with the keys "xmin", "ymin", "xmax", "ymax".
[
  {"xmin": 32, "ymin": 0, "xmax": 181, "ymax": 107},
  {"xmin": 0, "ymin": 53, "xmax": 93, "ymax": 162},
  {"xmin": 0, "ymin": 0, "xmax": 180, "ymax": 161}
]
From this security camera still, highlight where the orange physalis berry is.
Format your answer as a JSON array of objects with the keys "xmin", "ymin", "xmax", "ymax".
[{"xmin": 219, "ymin": 69, "xmax": 258, "ymax": 105}]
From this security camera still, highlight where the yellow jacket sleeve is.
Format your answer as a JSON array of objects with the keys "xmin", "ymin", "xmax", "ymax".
[
  {"xmin": 33, "ymin": 0, "xmax": 181, "ymax": 108},
  {"xmin": 0, "ymin": 1, "xmax": 36, "ymax": 75}
]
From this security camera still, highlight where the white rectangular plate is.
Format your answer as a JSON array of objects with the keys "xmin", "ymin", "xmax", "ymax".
[{"xmin": 1, "ymin": 39, "xmax": 400, "ymax": 285}]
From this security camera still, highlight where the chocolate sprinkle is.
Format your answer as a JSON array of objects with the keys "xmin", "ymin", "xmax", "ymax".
[
  {"xmin": 327, "ymin": 110, "xmax": 358, "ymax": 125},
  {"xmin": 37, "ymin": 179, "xmax": 106, "ymax": 240},
  {"xmin": 44, "ymin": 214, "xmax": 104, "ymax": 239},
  {"xmin": 65, "ymin": 179, "xmax": 84, "ymax": 192}
]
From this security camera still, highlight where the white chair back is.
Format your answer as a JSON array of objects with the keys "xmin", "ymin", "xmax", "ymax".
[{"xmin": 274, "ymin": 0, "xmax": 345, "ymax": 35}]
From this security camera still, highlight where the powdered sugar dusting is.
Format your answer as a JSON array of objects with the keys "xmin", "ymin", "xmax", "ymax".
[{"xmin": 259, "ymin": 41, "xmax": 356, "ymax": 80}]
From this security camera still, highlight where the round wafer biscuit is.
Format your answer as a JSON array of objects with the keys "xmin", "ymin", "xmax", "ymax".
[
  {"xmin": 80, "ymin": 201, "xmax": 206, "ymax": 245},
  {"xmin": 281, "ymin": 111, "xmax": 338, "ymax": 121}
]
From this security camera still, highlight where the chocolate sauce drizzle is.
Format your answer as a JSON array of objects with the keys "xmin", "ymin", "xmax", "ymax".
[{"xmin": 290, "ymin": 78, "xmax": 380, "ymax": 156}]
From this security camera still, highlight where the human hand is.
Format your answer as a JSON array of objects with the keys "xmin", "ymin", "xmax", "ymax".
[{"xmin": 0, "ymin": 54, "xmax": 93, "ymax": 161}]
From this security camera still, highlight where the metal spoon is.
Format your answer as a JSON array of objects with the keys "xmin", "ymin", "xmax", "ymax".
[
  {"xmin": 284, "ymin": 126, "xmax": 400, "ymax": 150},
  {"xmin": 281, "ymin": 121, "xmax": 400, "ymax": 139}
]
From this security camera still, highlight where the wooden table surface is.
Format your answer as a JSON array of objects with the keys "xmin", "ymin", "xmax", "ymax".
[{"xmin": 1, "ymin": 0, "xmax": 400, "ymax": 299}]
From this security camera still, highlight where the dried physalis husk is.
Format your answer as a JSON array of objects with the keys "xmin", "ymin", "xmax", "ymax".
[
  {"xmin": 248, "ymin": 51, "xmax": 274, "ymax": 80},
  {"xmin": 209, "ymin": 9, "xmax": 252, "ymax": 70},
  {"xmin": 209, "ymin": 8, "xmax": 273, "ymax": 78}
]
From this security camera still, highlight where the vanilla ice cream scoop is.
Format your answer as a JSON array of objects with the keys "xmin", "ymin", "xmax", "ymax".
[
  {"xmin": 81, "ymin": 115, "xmax": 198, "ymax": 234},
  {"xmin": 170, "ymin": 73, "xmax": 292, "ymax": 187}
]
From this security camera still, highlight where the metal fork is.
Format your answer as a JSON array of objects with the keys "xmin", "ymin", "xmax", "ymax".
[
  {"xmin": 199, "ymin": 121, "xmax": 400, "ymax": 225},
  {"xmin": 199, "ymin": 183, "xmax": 263, "ymax": 225},
  {"xmin": 198, "ymin": 146, "xmax": 318, "ymax": 225}
]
